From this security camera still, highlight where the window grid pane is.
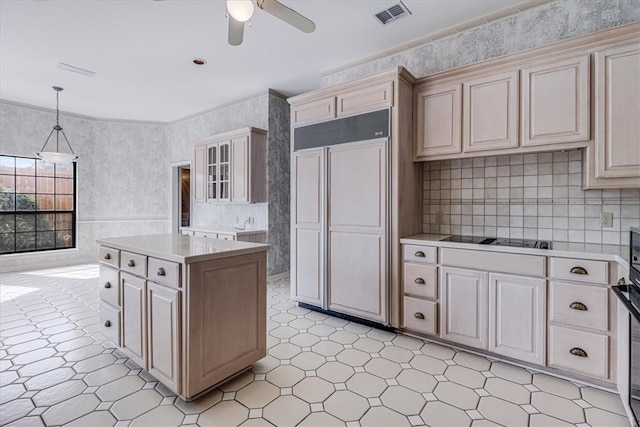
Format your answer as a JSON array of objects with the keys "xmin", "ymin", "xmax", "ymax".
[{"xmin": 0, "ymin": 155, "xmax": 76, "ymax": 253}]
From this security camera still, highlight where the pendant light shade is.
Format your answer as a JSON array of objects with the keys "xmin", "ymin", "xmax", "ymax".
[{"xmin": 35, "ymin": 86, "xmax": 78, "ymax": 164}]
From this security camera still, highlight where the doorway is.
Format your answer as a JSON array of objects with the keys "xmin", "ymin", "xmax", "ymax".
[{"xmin": 170, "ymin": 161, "xmax": 191, "ymax": 234}]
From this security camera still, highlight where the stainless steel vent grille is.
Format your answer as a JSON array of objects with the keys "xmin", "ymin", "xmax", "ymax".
[{"xmin": 374, "ymin": 2, "xmax": 411, "ymax": 25}]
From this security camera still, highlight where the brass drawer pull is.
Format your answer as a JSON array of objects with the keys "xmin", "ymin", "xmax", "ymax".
[
  {"xmin": 570, "ymin": 266, "xmax": 588, "ymax": 275},
  {"xmin": 104, "ymin": 320, "xmax": 112, "ymax": 327},
  {"xmin": 128, "ymin": 260, "xmax": 135, "ymax": 267},
  {"xmin": 414, "ymin": 251, "xmax": 425, "ymax": 258},
  {"xmin": 414, "ymin": 278, "xmax": 425, "ymax": 285},
  {"xmin": 569, "ymin": 347, "xmax": 588, "ymax": 358},
  {"xmin": 414, "ymin": 312, "xmax": 425, "ymax": 320},
  {"xmin": 104, "ymin": 282, "xmax": 111, "ymax": 289},
  {"xmin": 569, "ymin": 302, "xmax": 587, "ymax": 311},
  {"xmin": 618, "ymin": 277, "xmax": 626, "ymax": 285},
  {"xmin": 104, "ymin": 253, "xmax": 111, "ymax": 260},
  {"xmin": 157, "ymin": 267, "xmax": 166, "ymax": 277}
]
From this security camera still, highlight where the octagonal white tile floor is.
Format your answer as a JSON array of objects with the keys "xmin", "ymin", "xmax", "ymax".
[{"xmin": 0, "ymin": 264, "xmax": 631, "ymax": 426}]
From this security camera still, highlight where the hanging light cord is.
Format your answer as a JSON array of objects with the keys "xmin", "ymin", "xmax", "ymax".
[{"xmin": 37, "ymin": 86, "xmax": 76, "ymax": 156}]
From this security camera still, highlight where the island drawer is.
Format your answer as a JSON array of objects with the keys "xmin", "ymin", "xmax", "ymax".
[
  {"xmin": 550, "ymin": 257, "xmax": 608, "ymax": 284},
  {"xmin": 121, "ymin": 251, "xmax": 147, "ymax": 277},
  {"xmin": 549, "ymin": 281, "xmax": 608, "ymax": 331},
  {"xmin": 548, "ymin": 325, "xmax": 608, "ymax": 379},
  {"xmin": 441, "ymin": 248, "xmax": 545, "ymax": 277},
  {"xmin": 99, "ymin": 266, "xmax": 120, "ymax": 308},
  {"xmin": 403, "ymin": 297, "xmax": 437, "ymax": 336},
  {"xmin": 217, "ymin": 233, "xmax": 234, "ymax": 241},
  {"xmin": 404, "ymin": 264, "xmax": 437, "ymax": 299},
  {"xmin": 148, "ymin": 257, "xmax": 181, "ymax": 288},
  {"xmin": 99, "ymin": 246, "xmax": 120, "ymax": 268},
  {"xmin": 403, "ymin": 245, "xmax": 437, "ymax": 264},
  {"xmin": 100, "ymin": 302, "xmax": 120, "ymax": 346}
]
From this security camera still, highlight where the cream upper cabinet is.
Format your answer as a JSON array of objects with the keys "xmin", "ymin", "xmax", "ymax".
[
  {"xmin": 521, "ymin": 55, "xmax": 590, "ymax": 146},
  {"xmin": 291, "ymin": 96, "xmax": 336, "ymax": 126},
  {"xmin": 594, "ymin": 42, "xmax": 640, "ymax": 179},
  {"xmin": 336, "ymin": 81, "xmax": 393, "ymax": 118},
  {"xmin": 488, "ymin": 273, "xmax": 546, "ymax": 365},
  {"xmin": 415, "ymin": 83, "xmax": 462, "ymax": 157},
  {"xmin": 463, "ymin": 71, "xmax": 519, "ymax": 152},
  {"xmin": 193, "ymin": 127, "xmax": 267, "ymax": 204}
]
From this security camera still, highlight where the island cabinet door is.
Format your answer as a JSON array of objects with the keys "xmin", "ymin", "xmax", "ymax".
[
  {"xmin": 121, "ymin": 272, "xmax": 146, "ymax": 369},
  {"xmin": 440, "ymin": 267, "xmax": 488, "ymax": 349},
  {"xmin": 147, "ymin": 282, "xmax": 181, "ymax": 394},
  {"xmin": 488, "ymin": 273, "xmax": 546, "ymax": 365}
]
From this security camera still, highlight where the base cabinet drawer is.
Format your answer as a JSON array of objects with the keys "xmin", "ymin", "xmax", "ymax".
[
  {"xmin": 403, "ymin": 297, "xmax": 437, "ymax": 336},
  {"xmin": 404, "ymin": 264, "xmax": 437, "ymax": 298},
  {"xmin": 550, "ymin": 257, "xmax": 608, "ymax": 284},
  {"xmin": 548, "ymin": 325, "xmax": 609, "ymax": 379},
  {"xmin": 99, "ymin": 246, "xmax": 120, "ymax": 268},
  {"xmin": 99, "ymin": 266, "xmax": 120, "ymax": 308},
  {"xmin": 121, "ymin": 251, "xmax": 147, "ymax": 277},
  {"xmin": 550, "ymin": 281, "xmax": 608, "ymax": 331},
  {"xmin": 100, "ymin": 302, "xmax": 120, "ymax": 346},
  {"xmin": 148, "ymin": 257, "xmax": 181, "ymax": 288},
  {"xmin": 404, "ymin": 245, "xmax": 437, "ymax": 264}
]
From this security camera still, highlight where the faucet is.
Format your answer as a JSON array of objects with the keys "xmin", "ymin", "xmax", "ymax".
[{"xmin": 234, "ymin": 218, "xmax": 250, "ymax": 230}]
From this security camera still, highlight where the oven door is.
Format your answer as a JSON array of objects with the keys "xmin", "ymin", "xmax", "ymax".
[
  {"xmin": 614, "ymin": 283, "xmax": 640, "ymax": 426},
  {"xmin": 632, "ymin": 310, "xmax": 640, "ymax": 426}
]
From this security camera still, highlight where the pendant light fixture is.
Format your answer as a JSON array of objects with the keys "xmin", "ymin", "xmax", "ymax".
[{"xmin": 35, "ymin": 86, "xmax": 78, "ymax": 164}]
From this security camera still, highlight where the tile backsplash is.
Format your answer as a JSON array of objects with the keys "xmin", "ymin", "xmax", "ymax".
[{"xmin": 423, "ymin": 150, "xmax": 640, "ymax": 246}]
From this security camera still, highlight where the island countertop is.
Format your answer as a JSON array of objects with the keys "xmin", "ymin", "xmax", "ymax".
[{"xmin": 96, "ymin": 233, "xmax": 269, "ymax": 264}]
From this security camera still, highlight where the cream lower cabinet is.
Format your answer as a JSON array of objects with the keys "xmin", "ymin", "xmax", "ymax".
[
  {"xmin": 121, "ymin": 272, "xmax": 146, "ymax": 369},
  {"xmin": 488, "ymin": 273, "xmax": 546, "ymax": 365},
  {"xmin": 440, "ymin": 267, "xmax": 488, "ymax": 349},
  {"xmin": 147, "ymin": 281, "xmax": 180, "ymax": 392}
]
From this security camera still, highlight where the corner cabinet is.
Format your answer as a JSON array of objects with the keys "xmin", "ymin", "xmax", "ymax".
[{"xmin": 193, "ymin": 127, "xmax": 267, "ymax": 204}]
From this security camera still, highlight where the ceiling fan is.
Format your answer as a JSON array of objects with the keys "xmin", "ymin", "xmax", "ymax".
[{"xmin": 226, "ymin": 0, "xmax": 316, "ymax": 46}]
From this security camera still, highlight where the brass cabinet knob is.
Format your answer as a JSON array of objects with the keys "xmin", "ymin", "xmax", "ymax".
[
  {"xmin": 570, "ymin": 266, "xmax": 588, "ymax": 275},
  {"xmin": 104, "ymin": 320, "xmax": 112, "ymax": 327},
  {"xmin": 569, "ymin": 302, "xmax": 587, "ymax": 311},
  {"xmin": 415, "ymin": 251, "xmax": 425, "ymax": 258},
  {"xmin": 414, "ymin": 278, "xmax": 425, "ymax": 285},
  {"xmin": 157, "ymin": 267, "xmax": 166, "ymax": 277},
  {"xmin": 414, "ymin": 312, "xmax": 425, "ymax": 320},
  {"xmin": 617, "ymin": 277, "xmax": 627, "ymax": 285},
  {"xmin": 104, "ymin": 282, "xmax": 111, "ymax": 289},
  {"xmin": 569, "ymin": 347, "xmax": 588, "ymax": 358},
  {"xmin": 128, "ymin": 260, "xmax": 135, "ymax": 267},
  {"xmin": 104, "ymin": 253, "xmax": 111, "ymax": 260}
]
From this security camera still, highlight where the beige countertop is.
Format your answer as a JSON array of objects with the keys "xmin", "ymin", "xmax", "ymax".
[
  {"xmin": 97, "ymin": 233, "xmax": 269, "ymax": 264},
  {"xmin": 180, "ymin": 226, "xmax": 267, "ymax": 236},
  {"xmin": 400, "ymin": 233, "xmax": 629, "ymax": 269}
]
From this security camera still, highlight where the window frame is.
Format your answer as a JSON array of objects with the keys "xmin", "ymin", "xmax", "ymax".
[{"xmin": 0, "ymin": 154, "xmax": 77, "ymax": 254}]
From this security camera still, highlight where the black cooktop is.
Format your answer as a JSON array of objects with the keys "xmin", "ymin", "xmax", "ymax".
[{"xmin": 442, "ymin": 235, "xmax": 551, "ymax": 249}]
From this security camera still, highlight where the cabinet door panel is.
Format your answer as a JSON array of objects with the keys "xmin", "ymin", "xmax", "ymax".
[
  {"xmin": 193, "ymin": 145, "xmax": 206, "ymax": 202},
  {"xmin": 595, "ymin": 43, "xmax": 640, "ymax": 178},
  {"xmin": 522, "ymin": 55, "xmax": 590, "ymax": 146},
  {"xmin": 415, "ymin": 83, "xmax": 462, "ymax": 157},
  {"xmin": 463, "ymin": 71, "xmax": 519, "ymax": 152},
  {"xmin": 231, "ymin": 136, "xmax": 249, "ymax": 202},
  {"xmin": 488, "ymin": 273, "xmax": 546, "ymax": 365},
  {"xmin": 291, "ymin": 149, "xmax": 323, "ymax": 306},
  {"xmin": 147, "ymin": 282, "xmax": 180, "ymax": 394},
  {"xmin": 121, "ymin": 273, "xmax": 146, "ymax": 368},
  {"xmin": 440, "ymin": 267, "xmax": 488, "ymax": 349},
  {"xmin": 328, "ymin": 231, "xmax": 386, "ymax": 322}
]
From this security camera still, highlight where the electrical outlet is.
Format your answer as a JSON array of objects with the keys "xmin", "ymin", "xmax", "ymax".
[
  {"xmin": 235, "ymin": 216, "xmax": 239, "ymax": 224},
  {"xmin": 601, "ymin": 212, "xmax": 613, "ymax": 228},
  {"xmin": 249, "ymin": 217, "xmax": 254, "ymax": 225},
  {"xmin": 436, "ymin": 211, "xmax": 444, "ymax": 224}
]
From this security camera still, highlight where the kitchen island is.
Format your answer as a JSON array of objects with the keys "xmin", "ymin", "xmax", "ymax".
[{"xmin": 96, "ymin": 233, "xmax": 269, "ymax": 400}]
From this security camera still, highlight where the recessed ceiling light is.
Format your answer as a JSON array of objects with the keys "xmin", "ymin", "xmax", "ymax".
[
  {"xmin": 58, "ymin": 62, "xmax": 96, "ymax": 77},
  {"xmin": 193, "ymin": 58, "xmax": 207, "ymax": 65}
]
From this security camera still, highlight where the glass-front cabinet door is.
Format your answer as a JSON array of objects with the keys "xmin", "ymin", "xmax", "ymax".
[{"xmin": 206, "ymin": 141, "xmax": 230, "ymax": 202}]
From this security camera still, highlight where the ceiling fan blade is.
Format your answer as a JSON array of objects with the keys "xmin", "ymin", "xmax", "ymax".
[
  {"xmin": 228, "ymin": 14, "xmax": 244, "ymax": 46},
  {"xmin": 257, "ymin": 0, "xmax": 316, "ymax": 33}
]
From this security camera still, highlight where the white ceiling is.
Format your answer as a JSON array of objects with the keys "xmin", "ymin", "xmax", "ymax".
[{"xmin": 0, "ymin": 0, "xmax": 540, "ymax": 123}]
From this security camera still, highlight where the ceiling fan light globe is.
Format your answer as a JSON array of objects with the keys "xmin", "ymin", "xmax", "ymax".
[
  {"xmin": 227, "ymin": 0, "xmax": 254, "ymax": 22},
  {"xmin": 36, "ymin": 151, "xmax": 78, "ymax": 164}
]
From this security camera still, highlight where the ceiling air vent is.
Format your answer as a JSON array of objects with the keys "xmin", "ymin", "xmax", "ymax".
[{"xmin": 374, "ymin": 2, "xmax": 411, "ymax": 25}]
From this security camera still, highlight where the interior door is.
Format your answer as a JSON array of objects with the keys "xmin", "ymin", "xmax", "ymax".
[{"xmin": 327, "ymin": 139, "xmax": 388, "ymax": 323}]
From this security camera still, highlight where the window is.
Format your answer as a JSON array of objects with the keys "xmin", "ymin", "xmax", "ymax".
[{"xmin": 0, "ymin": 155, "xmax": 76, "ymax": 254}]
